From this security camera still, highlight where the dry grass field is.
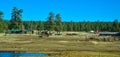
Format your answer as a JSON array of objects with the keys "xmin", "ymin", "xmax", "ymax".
[{"xmin": 0, "ymin": 32, "xmax": 120, "ymax": 57}]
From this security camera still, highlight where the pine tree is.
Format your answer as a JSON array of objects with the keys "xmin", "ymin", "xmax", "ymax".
[
  {"xmin": 0, "ymin": 11, "xmax": 3, "ymax": 32},
  {"xmin": 73, "ymin": 22, "xmax": 78, "ymax": 31},
  {"xmin": 68, "ymin": 21, "xmax": 73, "ymax": 31},
  {"xmin": 112, "ymin": 19, "xmax": 119, "ymax": 31},
  {"xmin": 9, "ymin": 7, "xmax": 23, "ymax": 30},
  {"xmin": 45, "ymin": 12, "xmax": 56, "ymax": 31},
  {"xmin": 37, "ymin": 21, "xmax": 44, "ymax": 30},
  {"xmin": 0, "ymin": 11, "xmax": 9, "ymax": 33},
  {"xmin": 0, "ymin": 11, "xmax": 3, "ymax": 21},
  {"xmin": 55, "ymin": 14, "xmax": 62, "ymax": 34},
  {"xmin": 62, "ymin": 22, "xmax": 67, "ymax": 31}
]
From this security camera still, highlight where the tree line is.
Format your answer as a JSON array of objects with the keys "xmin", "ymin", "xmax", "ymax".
[{"xmin": 0, "ymin": 7, "xmax": 120, "ymax": 33}]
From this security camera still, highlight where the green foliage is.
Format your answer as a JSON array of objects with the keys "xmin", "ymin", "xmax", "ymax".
[
  {"xmin": 9, "ymin": 7, "xmax": 23, "ymax": 30},
  {"xmin": 61, "ymin": 20, "xmax": 120, "ymax": 32},
  {"xmin": 45, "ymin": 12, "xmax": 56, "ymax": 31},
  {"xmin": 37, "ymin": 21, "xmax": 44, "ymax": 30},
  {"xmin": 55, "ymin": 14, "xmax": 63, "ymax": 33},
  {"xmin": 0, "ymin": 8, "xmax": 120, "ymax": 32},
  {"xmin": 112, "ymin": 19, "xmax": 120, "ymax": 31},
  {"xmin": 68, "ymin": 21, "xmax": 73, "ymax": 31},
  {"xmin": 0, "ymin": 11, "xmax": 3, "ymax": 21},
  {"xmin": 0, "ymin": 11, "xmax": 9, "ymax": 32}
]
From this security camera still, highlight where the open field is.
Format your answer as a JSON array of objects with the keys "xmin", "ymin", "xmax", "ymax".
[{"xmin": 0, "ymin": 32, "xmax": 120, "ymax": 57}]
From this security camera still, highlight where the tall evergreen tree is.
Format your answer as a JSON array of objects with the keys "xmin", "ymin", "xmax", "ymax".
[
  {"xmin": 0, "ymin": 11, "xmax": 9, "ymax": 32},
  {"xmin": 30, "ymin": 21, "xmax": 34, "ymax": 31},
  {"xmin": 62, "ymin": 22, "xmax": 67, "ymax": 31},
  {"xmin": 73, "ymin": 22, "xmax": 78, "ymax": 31},
  {"xmin": 55, "ymin": 14, "xmax": 62, "ymax": 34},
  {"xmin": 0, "ymin": 11, "xmax": 3, "ymax": 21},
  {"xmin": 68, "ymin": 21, "xmax": 73, "ymax": 31},
  {"xmin": 45, "ymin": 12, "xmax": 56, "ymax": 31},
  {"xmin": 112, "ymin": 19, "xmax": 119, "ymax": 31},
  {"xmin": 37, "ymin": 21, "xmax": 44, "ymax": 30},
  {"xmin": 9, "ymin": 7, "xmax": 23, "ymax": 30},
  {"xmin": 0, "ymin": 11, "xmax": 4, "ymax": 32}
]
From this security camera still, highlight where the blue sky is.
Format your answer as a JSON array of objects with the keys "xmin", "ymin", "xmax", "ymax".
[{"xmin": 0, "ymin": 0, "xmax": 120, "ymax": 22}]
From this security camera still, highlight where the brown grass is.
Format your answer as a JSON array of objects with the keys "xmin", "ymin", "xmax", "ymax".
[{"xmin": 0, "ymin": 32, "xmax": 120, "ymax": 57}]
